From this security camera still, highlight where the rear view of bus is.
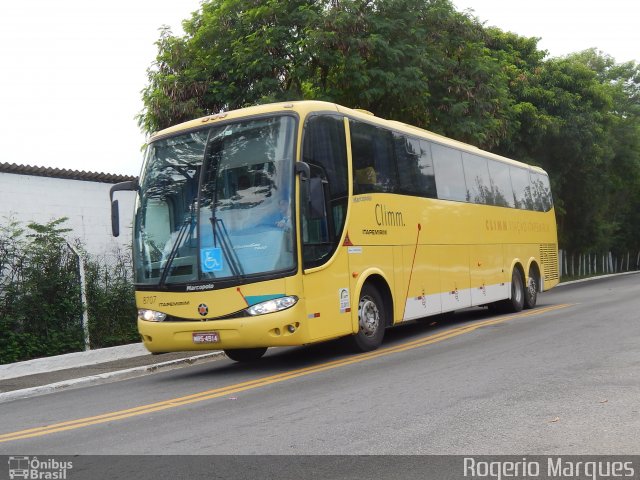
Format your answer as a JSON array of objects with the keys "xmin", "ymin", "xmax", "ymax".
[{"xmin": 111, "ymin": 101, "xmax": 559, "ymax": 362}]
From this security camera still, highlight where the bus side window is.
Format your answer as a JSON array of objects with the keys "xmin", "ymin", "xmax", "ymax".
[
  {"xmin": 510, "ymin": 166, "xmax": 533, "ymax": 210},
  {"xmin": 350, "ymin": 120, "xmax": 398, "ymax": 194},
  {"xmin": 487, "ymin": 159, "xmax": 515, "ymax": 208},
  {"xmin": 431, "ymin": 143, "xmax": 466, "ymax": 202},
  {"xmin": 462, "ymin": 152, "xmax": 492, "ymax": 204},
  {"xmin": 530, "ymin": 172, "xmax": 553, "ymax": 212},
  {"xmin": 395, "ymin": 134, "xmax": 436, "ymax": 198},
  {"xmin": 418, "ymin": 140, "xmax": 437, "ymax": 198}
]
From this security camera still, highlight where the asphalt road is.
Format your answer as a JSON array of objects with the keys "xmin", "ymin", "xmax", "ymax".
[{"xmin": 1, "ymin": 274, "xmax": 639, "ymax": 456}]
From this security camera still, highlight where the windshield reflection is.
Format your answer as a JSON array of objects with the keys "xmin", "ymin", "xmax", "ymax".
[{"xmin": 133, "ymin": 115, "xmax": 296, "ymax": 286}]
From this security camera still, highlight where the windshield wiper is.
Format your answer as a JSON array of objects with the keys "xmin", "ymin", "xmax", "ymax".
[
  {"xmin": 158, "ymin": 210, "xmax": 195, "ymax": 288},
  {"xmin": 210, "ymin": 215, "xmax": 244, "ymax": 277}
]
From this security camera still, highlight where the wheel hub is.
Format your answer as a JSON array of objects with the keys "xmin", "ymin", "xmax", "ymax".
[{"xmin": 358, "ymin": 296, "xmax": 380, "ymax": 337}]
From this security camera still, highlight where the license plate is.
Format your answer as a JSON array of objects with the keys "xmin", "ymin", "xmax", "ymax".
[{"xmin": 192, "ymin": 332, "xmax": 219, "ymax": 344}]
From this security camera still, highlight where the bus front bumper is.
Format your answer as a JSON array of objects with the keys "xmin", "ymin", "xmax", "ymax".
[{"xmin": 138, "ymin": 305, "xmax": 308, "ymax": 353}]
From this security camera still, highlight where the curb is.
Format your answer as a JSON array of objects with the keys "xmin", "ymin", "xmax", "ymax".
[
  {"xmin": 556, "ymin": 270, "xmax": 640, "ymax": 287},
  {"xmin": 0, "ymin": 351, "xmax": 226, "ymax": 404},
  {"xmin": 0, "ymin": 343, "xmax": 151, "ymax": 381}
]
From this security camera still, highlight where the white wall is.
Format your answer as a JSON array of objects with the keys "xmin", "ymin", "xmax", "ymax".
[{"xmin": 0, "ymin": 172, "xmax": 136, "ymax": 257}]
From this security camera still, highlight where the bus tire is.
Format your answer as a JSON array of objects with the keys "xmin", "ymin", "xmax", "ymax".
[
  {"xmin": 524, "ymin": 269, "xmax": 539, "ymax": 309},
  {"xmin": 350, "ymin": 284, "xmax": 386, "ymax": 352},
  {"xmin": 497, "ymin": 268, "xmax": 525, "ymax": 313},
  {"xmin": 224, "ymin": 347, "xmax": 267, "ymax": 362}
]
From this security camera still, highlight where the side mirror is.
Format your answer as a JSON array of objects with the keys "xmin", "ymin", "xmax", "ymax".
[
  {"xmin": 109, "ymin": 180, "xmax": 138, "ymax": 238},
  {"xmin": 295, "ymin": 162, "xmax": 310, "ymax": 181},
  {"xmin": 111, "ymin": 200, "xmax": 120, "ymax": 237}
]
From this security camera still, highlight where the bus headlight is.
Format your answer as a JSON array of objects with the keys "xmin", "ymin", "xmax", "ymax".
[
  {"xmin": 245, "ymin": 296, "xmax": 298, "ymax": 316},
  {"xmin": 138, "ymin": 309, "xmax": 167, "ymax": 322}
]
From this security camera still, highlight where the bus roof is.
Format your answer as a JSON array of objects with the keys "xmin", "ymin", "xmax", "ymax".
[{"xmin": 150, "ymin": 100, "xmax": 547, "ymax": 175}]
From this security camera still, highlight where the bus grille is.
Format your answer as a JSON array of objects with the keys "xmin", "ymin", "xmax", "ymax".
[{"xmin": 539, "ymin": 243, "xmax": 559, "ymax": 281}]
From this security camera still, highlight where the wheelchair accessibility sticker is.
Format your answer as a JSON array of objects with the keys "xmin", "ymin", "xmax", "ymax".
[{"xmin": 200, "ymin": 247, "xmax": 223, "ymax": 272}]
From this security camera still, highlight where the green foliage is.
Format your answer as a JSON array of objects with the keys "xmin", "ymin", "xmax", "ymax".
[
  {"xmin": 138, "ymin": 0, "xmax": 640, "ymax": 257},
  {"xmin": 492, "ymin": 48, "xmax": 640, "ymax": 254},
  {"xmin": 0, "ymin": 218, "xmax": 137, "ymax": 364},
  {"xmin": 139, "ymin": 0, "xmax": 317, "ymax": 133},
  {"xmin": 0, "ymin": 218, "xmax": 83, "ymax": 363},
  {"xmin": 85, "ymin": 251, "xmax": 138, "ymax": 349},
  {"xmin": 139, "ymin": 0, "xmax": 518, "ymax": 148}
]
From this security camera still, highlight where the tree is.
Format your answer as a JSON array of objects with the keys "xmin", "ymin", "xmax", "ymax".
[
  {"xmin": 417, "ymin": 4, "xmax": 515, "ymax": 148},
  {"xmin": 139, "ymin": 0, "xmax": 517, "ymax": 149},
  {"xmin": 572, "ymin": 50, "xmax": 640, "ymax": 254},
  {"xmin": 139, "ymin": 0, "xmax": 317, "ymax": 133},
  {"xmin": 138, "ymin": 0, "xmax": 640, "ymax": 261}
]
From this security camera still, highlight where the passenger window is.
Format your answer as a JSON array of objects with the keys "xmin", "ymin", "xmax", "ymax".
[
  {"xmin": 432, "ymin": 143, "xmax": 467, "ymax": 202},
  {"xmin": 350, "ymin": 120, "xmax": 398, "ymax": 194},
  {"xmin": 510, "ymin": 167, "xmax": 533, "ymax": 210},
  {"xmin": 417, "ymin": 141, "xmax": 437, "ymax": 198},
  {"xmin": 530, "ymin": 172, "xmax": 553, "ymax": 212},
  {"xmin": 462, "ymin": 153, "xmax": 492, "ymax": 204},
  {"xmin": 395, "ymin": 133, "xmax": 437, "ymax": 198},
  {"xmin": 487, "ymin": 160, "xmax": 515, "ymax": 208}
]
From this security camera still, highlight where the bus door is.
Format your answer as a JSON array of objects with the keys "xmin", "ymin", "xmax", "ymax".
[{"xmin": 298, "ymin": 114, "xmax": 352, "ymax": 342}]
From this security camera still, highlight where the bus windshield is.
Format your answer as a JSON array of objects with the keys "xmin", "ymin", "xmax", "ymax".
[{"xmin": 133, "ymin": 115, "xmax": 296, "ymax": 286}]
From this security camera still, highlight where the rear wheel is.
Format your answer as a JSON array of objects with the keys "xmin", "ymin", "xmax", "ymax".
[
  {"xmin": 496, "ymin": 268, "xmax": 525, "ymax": 313},
  {"xmin": 349, "ymin": 284, "xmax": 386, "ymax": 352},
  {"xmin": 224, "ymin": 347, "xmax": 267, "ymax": 362},
  {"xmin": 524, "ymin": 270, "xmax": 539, "ymax": 309}
]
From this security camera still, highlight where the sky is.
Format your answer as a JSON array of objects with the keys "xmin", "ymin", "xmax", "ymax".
[
  {"xmin": 453, "ymin": 0, "xmax": 639, "ymax": 62},
  {"xmin": 0, "ymin": 0, "xmax": 638, "ymax": 177}
]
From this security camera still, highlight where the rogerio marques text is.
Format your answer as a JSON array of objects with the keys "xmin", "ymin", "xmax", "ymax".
[{"xmin": 463, "ymin": 457, "xmax": 636, "ymax": 480}]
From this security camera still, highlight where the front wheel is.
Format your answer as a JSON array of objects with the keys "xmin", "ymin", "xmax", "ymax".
[
  {"xmin": 224, "ymin": 347, "xmax": 267, "ymax": 362},
  {"xmin": 349, "ymin": 284, "xmax": 386, "ymax": 352}
]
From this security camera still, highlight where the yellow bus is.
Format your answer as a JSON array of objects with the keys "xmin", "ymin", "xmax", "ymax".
[{"xmin": 110, "ymin": 101, "xmax": 559, "ymax": 362}]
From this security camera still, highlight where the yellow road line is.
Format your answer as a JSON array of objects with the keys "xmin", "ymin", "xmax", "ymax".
[{"xmin": 0, "ymin": 303, "xmax": 572, "ymax": 443}]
